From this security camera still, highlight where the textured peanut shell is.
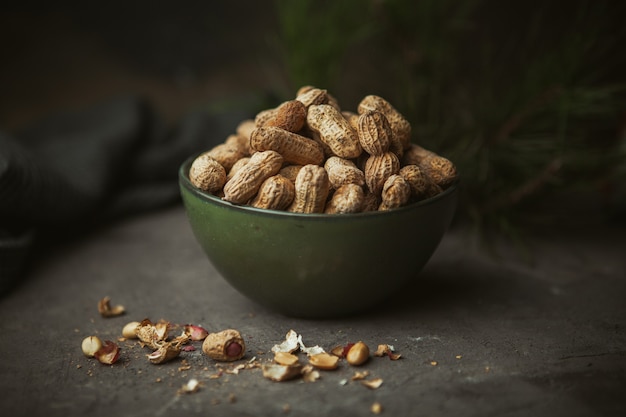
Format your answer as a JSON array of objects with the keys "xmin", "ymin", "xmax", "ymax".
[
  {"xmin": 399, "ymin": 164, "xmax": 437, "ymax": 199},
  {"xmin": 189, "ymin": 153, "xmax": 227, "ymax": 193},
  {"xmin": 250, "ymin": 126, "xmax": 325, "ymax": 166},
  {"xmin": 250, "ymin": 175, "xmax": 295, "ymax": 211},
  {"xmin": 295, "ymin": 87, "xmax": 329, "ymax": 108},
  {"xmin": 227, "ymin": 157, "xmax": 251, "ymax": 180},
  {"xmin": 364, "ymin": 152, "xmax": 400, "ymax": 195},
  {"xmin": 254, "ymin": 108, "xmax": 278, "ymax": 127},
  {"xmin": 324, "ymin": 156, "xmax": 365, "ymax": 189},
  {"xmin": 362, "ymin": 191, "xmax": 381, "ymax": 212},
  {"xmin": 358, "ymin": 95, "xmax": 412, "ymax": 150},
  {"xmin": 266, "ymin": 100, "xmax": 307, "ymax": 133},
  {"xmin": 356, "ymin": 110, "xmax": 392, "ymax": 156},
  {"xmin": 307, "ymin": 104, "xmax": 362, "ymax": 159},
  {"xmin": 206, "ymin": 143, "xmax": 247, "ymax": 171},
  {"xmin": 418, "ymin": 155, "xmax": 458, "ymax": 188},
  {"xmin": 379, "ymin": 174, "xmax": 411, "ymax": 211},
  {"xmin": 279, "ymin": 165, "xmax": 303, "ymax": 183},
  {"xmin": 288, "ymin": 165, "xmax": 330, "ymax": 213},
  {"xmin": 235, "ymin": 119, "xmax": 256, "ymax": 140},
  {"xmin": 402, "ymin": 144, "xmax": 436, "ymax": 166},
  {"xmin": 223, "ymin": 150, "xmax": 283, "ymax": 204},
  {"xmin": 225, "ymin": 133, "xmax": 252, "ymax": 156},
  {"xmin": 324, "ymin": 184, "xmax": 364, "ymax": 214},
  {"xmin": 342, "ymin": 111, "xmax": 359, "ymax": 132},
  {"xmin": 202, "ymin": 329, "xmax": 246, "ymax": 362}
]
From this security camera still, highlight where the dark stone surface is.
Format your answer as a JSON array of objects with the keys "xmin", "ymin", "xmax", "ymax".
[{"xmin": 1, "ymin": 205, "xmax": 624, "ymax": 416}]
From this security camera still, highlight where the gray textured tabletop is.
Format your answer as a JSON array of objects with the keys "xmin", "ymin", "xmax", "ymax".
[{"xmin": 0, "ymin": 204, "xmax": 624, "ymax": 417}]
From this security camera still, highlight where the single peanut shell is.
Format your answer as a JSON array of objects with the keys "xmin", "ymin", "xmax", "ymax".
[
  {"xmin": 225, "ymin": 133, "xmax": 252, "ymax": 156},
  {"xmin": 324, "ymin": 184, "xmax": 364, "ymax": 214},
  {"xmin": 418, "ymin": 155, "xmax": 458, "ymax": 188},
  {"xmin": 206, "ymin": 143, "xmax": 246, "ymax": 171},
  {"xmin": 402, "ymin": 144, "xmax": 436, "ymax": 166},
  {"xmin": 250, "ymin": 175, "xmax": 295, "ymax": 211},
  {"xmin": 288, "ymin": 164, "xmax": 330, "ymax": 214},
  {"xmin": 202, "ymin": 329, "xmax": 246, "ymax": 362},
  {"xmin": 358, "ymin": 95, "xmax": 412, "ymax": 150},
  {"xmin": 223, "ymin": 150, "xmax": 283, "ymax": 204},
  {"xmin": 189, "ymin": 153, "xmax": 227, "ymax": 194},
  {"xmin": 279, "ymin": 165, "xmax": 303, "ymax": 183},
  {"xmin": 324, "ymin": 156, "xmax": 365, "ymax": 189},
  {"xmin": 379, "ymin": 174, "xmax": 411, "ymax": 211},
  {"xmin": 235, "ymin": 119, "xmax": 256, "ymax": 140},
  {"xmin": 250, "ymin": 126, "xmax": 325, "ymax": 166},
  {"xmin": 399, "ymin": 164, "xmax": 442, "ymax": 199},
  {"xmin": 227, "ymin": 157, "xmax": 251, "ymax": 181},
  {"xmin": 266, "ymin": 100, "xmax": 307, "ymax": 133},
  {"xmin": 254, "ymin": 108, "xmax": 278, "ymax": 127},
  {"xmin": 364, "ymin": 152, "xmax": 400, "ymax": 195},
  {"xmin": 307, "ymin": 104, "xmax": 362, "ymax": 159},
  {"xmin": 295, "ymin": 87, "xmax": 329, "ymax": 108},
  {"xmin": 356, "ymin": 110, "xmax": 392, "ymax": 155}
]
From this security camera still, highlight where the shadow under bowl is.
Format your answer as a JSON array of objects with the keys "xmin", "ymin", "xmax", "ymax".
[{"xmin": 179, "ymin": 157, "xmax": 458, "ymax": 318}]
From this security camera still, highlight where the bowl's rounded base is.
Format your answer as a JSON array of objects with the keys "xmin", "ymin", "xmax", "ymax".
[{"xmin": 180, "ymin": 157, "xmax": 458, "ymax": 319}]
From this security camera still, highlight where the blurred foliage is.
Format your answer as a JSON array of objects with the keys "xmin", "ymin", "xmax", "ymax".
[{"xmin": 272, "ymin": 0, "xmax": 626, "ymax": 234}]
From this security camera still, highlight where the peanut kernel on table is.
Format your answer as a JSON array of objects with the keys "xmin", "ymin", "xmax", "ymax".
[{"xmin": 189, "ymin": 86, "xmax": 457, "ymax": 213}]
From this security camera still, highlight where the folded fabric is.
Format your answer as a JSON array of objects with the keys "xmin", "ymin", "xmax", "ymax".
[{"xmin": 0, "ymin": 94, "xmax": 261, "ymax": 294}]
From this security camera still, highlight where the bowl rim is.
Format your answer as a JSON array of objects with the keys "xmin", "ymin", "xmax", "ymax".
[{"xmin": 179, "ymin": 155, "xmax": 459, "ymax": 220}]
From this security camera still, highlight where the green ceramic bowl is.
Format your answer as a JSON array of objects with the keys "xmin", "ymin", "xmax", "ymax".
[{"xmin": 179, "ymin": 156, "xmax": 458, "ymax": 318}]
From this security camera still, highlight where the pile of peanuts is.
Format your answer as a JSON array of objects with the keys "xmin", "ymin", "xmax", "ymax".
[{"xmin": 189, "ymin": 86, "xmax": 457, "ymax": 214}]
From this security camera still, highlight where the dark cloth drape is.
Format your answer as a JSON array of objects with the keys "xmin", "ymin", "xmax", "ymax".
[{"xmin": 0, "ymin": 95, "xmax": 260, "ymax": 294}]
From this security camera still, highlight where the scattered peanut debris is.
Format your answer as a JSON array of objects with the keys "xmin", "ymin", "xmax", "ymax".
[
  {"xmin": 178, "ymin": 378, "xmax": 200, "ymax": 394},
  {"xmin": 97, "ymin": 296, "xmax": 125, "ymax": 318},
  {"xmin": 371, "ymin": 401, "xmax": 383, "ymax": 414},
  {"xmin": 271, "ymin": 329, "xmax": 324, "ymax": 356},
  {"xmin": 351, "ymin": 370, "xmax": 370, "ymax": 381},
  {"xmin": 309, "ymin": 352, "xmax": 340, "ymax": 370},
  {"xmin": 184, "ymin": 324, "xmax": 209, "ymax": 341},
  {"xmin": 262, "ymin": 363, "xmax": 303, "ymax": 382},
  {"xmin": 361, "ymin": 378, "xmax": 384, "ymax": 390},
  {"xmin": 93, "ymin": 340, "xmax": 121, "ymax": 365},
  {"xmin": 274, "ymin": 351, "xmax": 299, "ymax": 366},
  {"xmin": 374, "ymin": 344, "xmax": 402, "ymax": 360}
]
